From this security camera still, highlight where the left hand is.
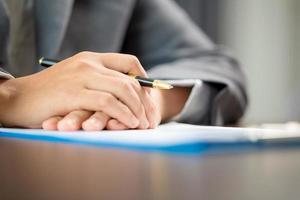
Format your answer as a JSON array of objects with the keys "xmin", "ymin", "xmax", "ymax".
[
  {"xmin": 42, "ymin": 87, "xmax": 190, "ymax": 131},
  {"xmin": 42, "ymin": 89, "xmax": 162, "ymax": 131}
]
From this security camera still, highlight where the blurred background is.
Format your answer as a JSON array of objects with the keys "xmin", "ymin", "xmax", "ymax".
[{"xmin": 175, "ymin": 0, "xmax": 300, "ymax": 124}]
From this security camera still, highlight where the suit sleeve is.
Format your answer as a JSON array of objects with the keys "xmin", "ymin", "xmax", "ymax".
[
  {"xmin": 0, "ymin": 67, "xmax": 14, "ymax": 127},
  {"xmin": 121, "ymin": 0, "xmax": 248, "ymax": 125},
  {"xmin": 0, "ymin": 67, "xmax": 14, "ymax": 79}
]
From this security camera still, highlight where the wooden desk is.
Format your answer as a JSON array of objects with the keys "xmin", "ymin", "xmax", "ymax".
[{"xmin": 1, "ymin": 138, "xmax": 300, "ymax": 200}]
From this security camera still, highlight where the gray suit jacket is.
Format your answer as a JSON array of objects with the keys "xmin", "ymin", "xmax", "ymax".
[{"xmin": 0, "ymin": 0, "xmax": 247, "ymax": 125}]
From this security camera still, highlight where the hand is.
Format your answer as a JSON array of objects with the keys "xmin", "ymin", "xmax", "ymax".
[
  {"xmin": 42, "ymin": 111, "xmax": 128, "ymax": 131},
  {"xmin": 43, "ymin": 88, "xmax": 162, "ymax": 131},
  {"xmin": 0, "ymin": 52, "xmax": 157, "ymax": 129},
  {"xmin": 42, "ymin": 87, "xmax": 191, "ymax": 131}
]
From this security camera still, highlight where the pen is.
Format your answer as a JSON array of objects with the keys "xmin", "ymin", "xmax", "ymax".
[{"xmin": 39, "ymin": 57, "xmax": 173, "ymax": 90}]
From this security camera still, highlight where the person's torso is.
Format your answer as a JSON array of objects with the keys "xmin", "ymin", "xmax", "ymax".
[{"xmin": 0, "ymin": 0, "xmax": 136, "ymax": 76}]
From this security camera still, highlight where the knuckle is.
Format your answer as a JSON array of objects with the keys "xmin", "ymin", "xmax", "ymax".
[
  {"xmin": 75, "ymin": 51, "xmax": 92, "ymax": 59},
  {"xmin": 129, "ymin": 78, "xmax": 141, "ymax": 90},
  {"xmin": 75, "ymin": 61, "xmax": 90, "ymax": 72},
  {"xmin": 118, "ymin": 79, "xmax": 132, "ymax": 91},
  {"xmin": 127, "ymin": 55, "xmax": 141, "ymax": 68},
  {"xmin": 72, "ymin": 58, "xmax": 93, "ymax": 73},
  {"xmin": 99, "ymin": 93, "xmax": 115, "ymax": 107},
  {"xmin": 128, "ymin": 78, "xmax": 142, "ymax": 91}
]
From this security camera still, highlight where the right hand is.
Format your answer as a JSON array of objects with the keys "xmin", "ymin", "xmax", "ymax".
[{"xmin": 0, "ymin": 52, "xmax": 157, "ymax": 129}]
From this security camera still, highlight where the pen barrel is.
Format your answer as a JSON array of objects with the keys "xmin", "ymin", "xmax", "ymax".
[
  {"xmin": 39, "ymin": 57, "xmax": 172, "ymax": 89},
  {"xmin": 135, "ymin": 76, "xmax": 154, "ymax": 87}
]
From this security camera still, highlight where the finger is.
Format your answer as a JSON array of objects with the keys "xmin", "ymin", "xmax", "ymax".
[
  {"xmin": 93, "ymin": 66, "xmax": 152, "ymax": 94},
  {"xmin": 98, "ymin": 53, "xmax": 148, "ymax": 77},
  {"xmin": 132, "ymin": 86, "xmax": 157, "ymax": 129},
  {"xmin": 82, "ymin": 111, "xmax": 110, "ymax": 131},
  {"xmin": 72, "ymin": 52, "xmax": 147, "ymax": 77},
  {"xmin": 147, "ymin": 91, "xmax": 161, "ymax": 129},
  {"xmin": 85, "ymin": 74, "xmax": 149, "ymax": 129},
  {"xmin": 99, "ymin": 72, "xmax": 154, "ymax": 128},
  {"xmin": 71, "ymin": 52, "xmax": 151, "ymax": 94},
  {"xmin": 42, "ymin": 116, "xmax": 63, "ymax": 130},
  {"xmin": 78, "ymin": 90, "xmax": 139, "ymax": 129},
  {"xmin": 57, "ymin": 110, "xmax": 93, "ymax": 131},
  {"xmin": 106, "ymin": 119, "xmax": 128, "ymax": 130},
  {"xmin": 104, "ymin": 73, "xmax": 154, "ymax": 128}
]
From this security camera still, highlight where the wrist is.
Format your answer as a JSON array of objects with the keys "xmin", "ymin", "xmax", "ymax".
[
  {"xmin": 153, "ymin": 87, "xmax": 192, "ymax": 122},
  {"xmin": 0, "ymin": 78, "xmax": 19, "ymax": 126}
]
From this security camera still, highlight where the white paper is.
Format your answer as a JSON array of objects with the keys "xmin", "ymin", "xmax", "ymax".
[{"xmin": 1, "ymin": 122, "xmax": 300, "ymax": 149}]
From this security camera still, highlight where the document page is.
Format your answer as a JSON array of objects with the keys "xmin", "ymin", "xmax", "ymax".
[
  {"xmin": 1, "ymin": 122, "xmax": 299, "ymax": 151},
  {"xmin": 0, "ymin": 123, "xmax": 255, "ymax": 144}
]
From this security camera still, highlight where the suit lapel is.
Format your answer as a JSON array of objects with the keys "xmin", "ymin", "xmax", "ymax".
[{"xmin": 34, "ymin": 0, "xmax": 74, "ymax": 58}]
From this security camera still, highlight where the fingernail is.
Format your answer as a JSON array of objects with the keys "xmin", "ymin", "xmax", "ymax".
[
  {"xmin": 85, "ymin": 118, "xmax": 103, "ymax": 130},
  {"xmin": 66, "ymin": 118, "xmax": 76, "ymax": 126},
  {"xmin": 59, "ymin": 118, "xmax": 77, "ymax": 131}
]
